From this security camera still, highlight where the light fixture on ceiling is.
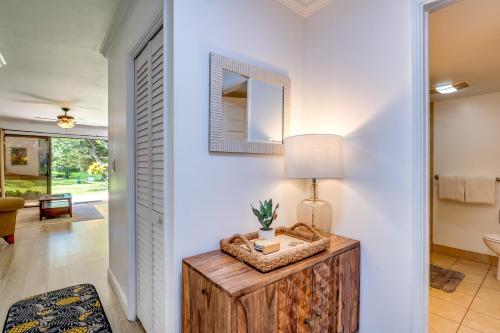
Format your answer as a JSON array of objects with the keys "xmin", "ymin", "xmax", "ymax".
[
  {"xmin": 431, "ymin": 82, "xmax": 469, "ymax": 95},
  {"xmin": 0, "ymin": 52, "xmax": 6, "ymax": 67},
  {"xmin": 435, "ymin": 83, "xmax": 457, "ymax": 94},
  {"xmin": 57, "ymin": 107, "xmax": 76, "ymax": 129}
]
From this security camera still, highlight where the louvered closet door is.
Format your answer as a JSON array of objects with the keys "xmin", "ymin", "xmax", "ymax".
[
  {"xmin": 135, "ymin": 27, "xmax": 165, "ymax": 333},
  {"xmin": 150, "ymin": 29, "xmax": 165, "ymax": 333},
  {"xmin": 135, "ymin": 42, "xmax": 153, "ymax": 333}
]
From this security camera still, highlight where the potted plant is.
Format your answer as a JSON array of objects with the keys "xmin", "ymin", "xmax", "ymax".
[{"xmin": 251, "ymin": 199, "xmax": 279, "ymax": 240}]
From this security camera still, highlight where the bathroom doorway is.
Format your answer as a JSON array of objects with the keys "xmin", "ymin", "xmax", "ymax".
[{"xmin": 425, "ymin": 0, "xmax": 500, "ymax": 331}]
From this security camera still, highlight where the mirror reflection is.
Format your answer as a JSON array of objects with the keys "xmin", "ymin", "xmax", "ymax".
[{"xmin": 222, "ymin": 69, "xmax": 283, "ymax": 143}]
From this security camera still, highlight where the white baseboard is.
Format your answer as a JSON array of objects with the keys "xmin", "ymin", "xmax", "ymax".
[{"xmin": 107, "ymin": 268, "xmax": 133, "ymax": 320}]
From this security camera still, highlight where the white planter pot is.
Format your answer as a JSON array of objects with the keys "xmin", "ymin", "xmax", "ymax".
[{"xmin": 258, "ymin": 228, "xmax": 275, "ymax": 240}]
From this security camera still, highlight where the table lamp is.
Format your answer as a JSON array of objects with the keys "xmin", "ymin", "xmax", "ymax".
[{"xmin": 284, "ymin": 134, "xmax": 343, "ymax": 233}]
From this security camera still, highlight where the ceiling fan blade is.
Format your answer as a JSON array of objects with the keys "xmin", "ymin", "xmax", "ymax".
[
  {"xmin": 13, "ymin": 92, "xmax": 77, "ymax": 106},
  {"xmin": 75, "ymin": 119, "xmax": 105, "ymax": 126},
  {"xmin": 71, "ymin": 105, "xmax": 103, "ymax": 112},
  {"xmin": 15, "ymin": 100, "xmax": 59, "ymax": 107},
  {"xmin": 33, "ymin": 117, "xmax": 56, "ymax": 122},
  {"xmin": 15, "ymin": 100, "xmax": 102, "ymax": 113},
  {"xmin": 13, "ymin": 92, "xmax": 103, "ymax": 112}
]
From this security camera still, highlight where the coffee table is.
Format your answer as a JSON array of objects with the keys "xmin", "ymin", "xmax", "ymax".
[{"xmin": 39, "ymin": 193, "xmax": 73, "ymax": 221}]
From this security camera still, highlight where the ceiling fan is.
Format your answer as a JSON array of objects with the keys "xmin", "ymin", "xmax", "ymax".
[
  {"xmin": 33, "ymin": 107, "xmax": 103, "ymax": 128},
  {"xmin": 57, "ymin": 107, "xmax": 75, "ymax": 129},
  {"xmin": 13, "ymin": 92, "xmax": 106, "ymax": 127}
]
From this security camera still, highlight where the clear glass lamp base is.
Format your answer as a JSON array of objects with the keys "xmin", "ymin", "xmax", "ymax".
[{"xmin": 297, "ymin": 198, "xmax": 332, "ymax": 234}]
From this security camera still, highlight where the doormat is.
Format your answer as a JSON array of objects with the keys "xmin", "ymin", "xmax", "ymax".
[
  {"xmin": 3, "ymin": 284, "xmax": 112, "ymax": 333},
  {"xmin": 430, "ymin": 264, "xmax": 465, "ymax": 293}
]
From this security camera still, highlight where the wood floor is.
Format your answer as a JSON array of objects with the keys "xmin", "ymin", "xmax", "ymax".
[
  {"xmin": 0, "ymin": 203, "xmax": 145, "ymax": 332},
  {"xmin": 430, "ymin": 252, "xmax": 500, "ymax": 333}
]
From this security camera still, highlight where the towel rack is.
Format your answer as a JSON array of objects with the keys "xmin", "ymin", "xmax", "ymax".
[{"xmin": 434, "ymin": 175, "xmax": 500, "ymax": 182}]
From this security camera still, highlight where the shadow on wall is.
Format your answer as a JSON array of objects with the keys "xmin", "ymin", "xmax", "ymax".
[
  {"xmin": 313, "ymin": 96, "xmax": 411, "ymax": 229},
  {"xmin": 319, "ymin": 96, "xmax": 414, "ymax": 330},
  {"xmin": 313, "ymin": 96, "xmax": 413, "ymax": 282}
]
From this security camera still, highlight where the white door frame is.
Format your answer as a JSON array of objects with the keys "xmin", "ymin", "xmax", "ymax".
[
  {"xmin": 411, "ymin": 1, "xmax": 459, "ymax": 332},
  {"xmin": 163, "ymin": 1, "xmax": 174, "ymax": 332}
]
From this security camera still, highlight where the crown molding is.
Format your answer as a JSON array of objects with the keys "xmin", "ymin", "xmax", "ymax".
[
  {"xmin": 276, "ymin": 0, "xmax": 334, "ymax": 17},
  {"xmin": 100, "ymin": 0, "xmax": 134, "ymax": 59}
]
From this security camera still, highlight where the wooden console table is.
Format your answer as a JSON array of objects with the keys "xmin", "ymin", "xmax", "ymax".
[
  {"xmin": 183, "ymin": 234, "xmax": 360, "ymax": 333},
  {"xmin": 39, "ymin": 193, "xmax": 73, "ymax": 220}
]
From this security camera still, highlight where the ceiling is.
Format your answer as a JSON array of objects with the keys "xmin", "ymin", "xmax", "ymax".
[
  {"xmin": 276, "ymin": 0, "xmax": 334, "ymax": 17},
  {"xmin": 0, "ymin": 0, "xmax": 120, "ymax": 127},
  {"xmin": 430, "ymin": 0, "xmax": 500, "ymax": 101}
]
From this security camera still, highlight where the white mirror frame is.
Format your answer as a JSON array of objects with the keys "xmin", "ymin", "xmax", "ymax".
[{"xmin": 209, "ymin": 52, "xmax": 291, "ymax": 154}]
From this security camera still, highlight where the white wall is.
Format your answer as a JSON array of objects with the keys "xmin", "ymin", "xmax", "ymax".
[
  {"xmin": 433, "ymin": 92, "xmax": 500, "ymax": 255},
  {"xmin": 107, "ymin": 0, "xmax": 162, "ymax": 317},
  {"xmin": 303, "ymin": 0, "xmax": 413, "ymax": 331},
  {"xmin": 172, "ymin": 0, "xmax": 306, "ymax": 330}
]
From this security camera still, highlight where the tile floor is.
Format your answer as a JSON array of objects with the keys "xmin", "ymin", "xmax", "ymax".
[
  {"xmin": 430, "ymin": 252, "xmax": 500, "ymax": 333},
  {"xmin": 0, "ymin": 203, "xmax": 145, "ymax": 332}
]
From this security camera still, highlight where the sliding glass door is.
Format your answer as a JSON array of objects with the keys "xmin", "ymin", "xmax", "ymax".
[
  {"xmin": 50, "ymin": 138, "xmax": 108, "ymax": 202},
  {"xmin": 4, "ymin": 135, "xmax": 50, "ymax": 206},
  {"xmin": 3, "ymin": 135, "xmax": 108, "ymax": 205}
]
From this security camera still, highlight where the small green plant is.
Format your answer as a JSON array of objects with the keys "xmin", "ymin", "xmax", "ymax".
[{"xmin": 251, "ymin": 199, "xmax": 279, "ymax": 231}]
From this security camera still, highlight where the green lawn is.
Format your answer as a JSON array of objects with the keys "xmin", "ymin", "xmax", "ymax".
[
  {"xmin": 6, "ymin": 174, "xmax": 107, "ymax": 198},
  {"xmin": 5, "ymin": 179, "xmax": 47, "ymax": 198},
  {"xmin": 52, "ymin": 181, "xmax": 108, "ymax": 195}
]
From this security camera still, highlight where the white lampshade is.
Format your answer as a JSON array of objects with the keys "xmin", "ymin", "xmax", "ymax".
[{"xmin": 284, "ymin": 134, "xmax": 343, "ymax": 179}]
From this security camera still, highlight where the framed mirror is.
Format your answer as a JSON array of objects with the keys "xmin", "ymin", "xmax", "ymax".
[{"xmin": 209, "ymin": 52, "xmax": 291, "ymax": 154}]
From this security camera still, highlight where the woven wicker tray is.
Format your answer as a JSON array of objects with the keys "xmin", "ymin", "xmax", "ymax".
[{"xmin": 220, "ymin": 223, "xmax": 331, "ymax": 272}]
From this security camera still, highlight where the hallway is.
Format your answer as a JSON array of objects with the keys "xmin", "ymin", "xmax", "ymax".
[{"xmin": 0, "ymin": 204, "xmax": 144, "ymax": 332}]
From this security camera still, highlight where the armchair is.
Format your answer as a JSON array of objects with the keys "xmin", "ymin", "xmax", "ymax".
[{"xmin": 0, "ymin": 197, "xmax": 25, "ymax": 244}]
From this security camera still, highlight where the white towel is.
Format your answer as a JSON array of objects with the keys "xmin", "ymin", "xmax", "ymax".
[
  {"xmin": 438, "ymin": 176, "xmax": 465, "ymax": 202},
  {"xmin": 465, "ymin": 177, "xmax": 496, "ymax": 205}
]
